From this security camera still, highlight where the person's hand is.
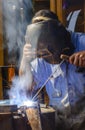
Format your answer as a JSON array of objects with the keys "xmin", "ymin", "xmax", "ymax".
[
  {"xmin": 23, "ymin": 43, "xmax": 36, "ymax": 63},
  {"xmin": 69, "ymin": 51, "xmax": 85, "ymax": 67},
  {"xmin": 61, "ymin": 51, "xmax": 85, "ymax": 67}
]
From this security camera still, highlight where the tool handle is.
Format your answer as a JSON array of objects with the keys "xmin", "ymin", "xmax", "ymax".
[{"xmin": 60, "ymin": 54, "xmax": 69, "ymax": 61}]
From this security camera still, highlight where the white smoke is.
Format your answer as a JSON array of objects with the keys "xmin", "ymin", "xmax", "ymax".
[
  {"xmin": 3, "ymin": 0, "xmax": 33, "ymax": 65},
  {"xmin": 8, "ymin": 70, "xmax": 33, "ymax": 106},
  {"xmin": 2, "ymin": 0, "xmax": 34, "ymax": 103}
]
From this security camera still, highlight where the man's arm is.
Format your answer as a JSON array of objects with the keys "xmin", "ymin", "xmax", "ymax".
[{"xmin": 19, "ymin": 43, "xmax": 34, "ymax": 91}]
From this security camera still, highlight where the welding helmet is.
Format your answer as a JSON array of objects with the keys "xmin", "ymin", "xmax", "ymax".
[{"xmin": 25, "ymin": 19, "xmax": 74, "ymax": 64}]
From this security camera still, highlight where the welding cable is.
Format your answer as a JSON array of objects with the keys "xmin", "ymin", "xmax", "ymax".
[{"xmin": 32, "ymin": 60, "xmax": 64, "ymax": 101}]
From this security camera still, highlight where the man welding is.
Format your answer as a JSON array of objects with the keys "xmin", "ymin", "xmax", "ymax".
[{"xmin": 19, "ymin": 9, "xmax": 85, "ymax": 130}]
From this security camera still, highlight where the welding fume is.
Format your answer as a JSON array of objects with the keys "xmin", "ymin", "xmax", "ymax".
[{"xmin": 19, "ymin": 9, "xmax": 85, "ymax": 130}]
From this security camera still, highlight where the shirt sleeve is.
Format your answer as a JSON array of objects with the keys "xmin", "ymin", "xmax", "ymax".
[
  {"xmin": 78, "ymin": 33, "xmax": 85, "ymax": 51},
  {"xmin": 71, "ymin": 32, "xmax": 85, "ymax": 51}
]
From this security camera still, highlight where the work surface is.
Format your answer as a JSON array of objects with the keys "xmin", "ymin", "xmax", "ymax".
[
  {"xmin": 0, "ymin": 105, "xmax": 55, "ymax": 130},
  {"xmin": 41, "ymin": 106, "xmax": 56, "ymax": 130}
]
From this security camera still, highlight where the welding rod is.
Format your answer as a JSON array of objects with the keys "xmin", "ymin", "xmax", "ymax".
[{"xmin": 32, "ymin": 60, "xmax": 64, "ymax": 101}]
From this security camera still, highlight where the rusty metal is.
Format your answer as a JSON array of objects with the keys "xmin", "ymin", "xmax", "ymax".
[
  {"xmin": 0, "ymin": 100, "xmax": 55, "ymax": 130},
  {"xmin": 0, "ymin": 105, "xmax": 17, "ymax": 113},
  {"xmin": 0, "ymin": 100, "xmax": 42, "ymax": 130},
  {"xmin": 25, "ymin": 102, "xmax": 42, "ymax": 130},
  {"xmin": 0, "ymin": 100, "xmax": 17, "ymax": 113}
]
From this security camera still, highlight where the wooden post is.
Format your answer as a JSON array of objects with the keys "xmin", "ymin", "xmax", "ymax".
[
  {"xmin": 56, "ymin": 0, "xmax": 66, "ymax": 25},
  {"xmin": 0, "ymin": 0, "xmax": 4, "ymax": 99},
  {"xmin": 50, "ymin": 0, "xmax": 56, "ymax": 13}
]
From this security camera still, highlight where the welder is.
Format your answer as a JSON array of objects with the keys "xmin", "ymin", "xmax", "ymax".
[{"xmin": 19, "ymin": 9, "xmax": 85, "ymax": 130}]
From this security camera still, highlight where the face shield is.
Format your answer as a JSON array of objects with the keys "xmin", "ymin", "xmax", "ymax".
[{"xmin": 25, "ymin": 20, "xmax": 72, "ymax": 64}]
